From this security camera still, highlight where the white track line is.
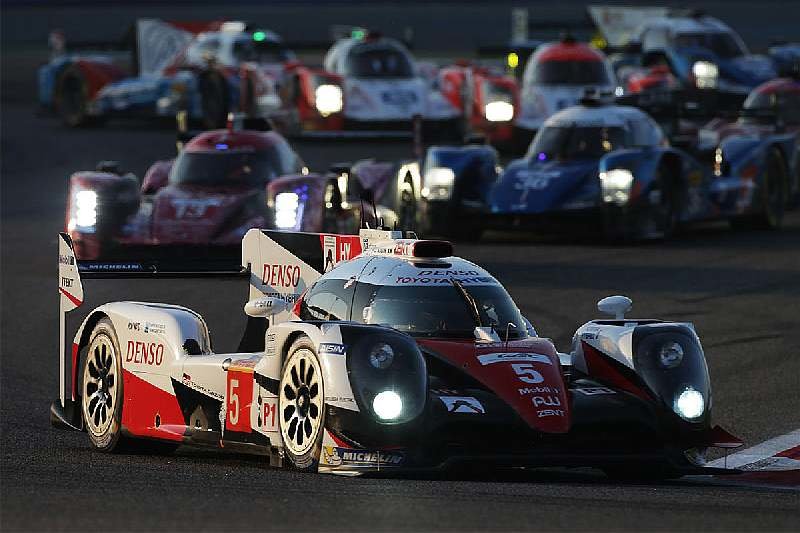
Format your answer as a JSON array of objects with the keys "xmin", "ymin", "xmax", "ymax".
[{"xmin": 707, "ymin": 428, "xmax": 800, "ymax": 470}]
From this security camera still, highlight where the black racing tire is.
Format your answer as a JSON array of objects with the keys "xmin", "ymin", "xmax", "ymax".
[
  {"xmin": 652, "ymin": 164, "xmax": 680, "ymax": 239},
  {"xmin": 198, "ymin": 71, "xmax": 229, "ymax": 130},
  {"xmin": 398, "ymin": 171, "xmax": 418, "ymax": 232},
  {"xmin": 729, "ymin": 148, "xmax": 787, "ymax": 230},
  {"xmin": 81, "ymin": 319, "xmax": 127, "ymax": 452},
  {"xmin": 278, "ymin": 336, "xmax": 326, "ymax": 472},
  {"xmin": 56, "ymin": 66, "xmax": 93, "ymax": 127}
]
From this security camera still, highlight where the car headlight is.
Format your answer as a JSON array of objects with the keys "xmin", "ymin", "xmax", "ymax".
[
  {"xmin": 369, "ymin": 342, "xmax": 394, "ymax": 370},
  {"xmin": 599, "ymin": 168, "xmax": 634, "ymax": 206},
  {"xmin": 315, "ymin": 84, "xmax": 343, "ymax": 116},
  {"xmin": 69, "ymin": 189, "xmax": 98, "ymax": 233},
  {"xmin": 422, "ymin": 167, "xmax": 455, "ymax": 200},
  {"xmin": 659, "ymin": 340, "xmax": 684, "ymax": 368},
  {"xmin": 372, "ymin": 390, "xmax": 403, "ymax": 420},
  {"xmin": 484, "ymin": 100, "xmax": 514, "ymax": 122},
  {"xmin": 674, "ymin": 386, "xmax": 704, "ymax": 421},
  {"xmin": 274, "ymin": 192, "xmax": 301, "ymax": 229},
  {"xmin": 692, "ymin": 61, "xmax": 719, "ymax": 89}
]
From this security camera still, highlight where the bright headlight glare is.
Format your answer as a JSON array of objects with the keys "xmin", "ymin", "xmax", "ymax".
[
  {"xmin": 372, "ymin": 390, "xmax": 403, "ymax": 420},
  {"xmin": 659, "ymin": 340, "xmax": 684, "ymax": 368},
  {"xmin": 274, "ymin": 192, "xmax": 300, "ymax": 229},
  {"xmin": 71, "ymin": 190, "xmax": 98, "ymax": 230},
  {"xmin": 484, "ymin": 100, "xmax": 514, "ymax": 122},
  {"xmin": 368, "ymin": 342, "xmax": 394, "ymax": 370},
  {"xmin": 315, "ymin": 84, "xmax": 343, "ymax": 116},
  {"xmin": 600, "ymin": 169, "xmax": 634, "ymax": 205},
  {"xmin": 692, "ymin": 61, "xmax": 719, "ymax": 89},
  {"xmin": 422, "ymin": 167, "xmax": 455, "ymax": 200},
  {"xmin": 674, "ymin": 387, "xmax": 704, "ymax": 421}
]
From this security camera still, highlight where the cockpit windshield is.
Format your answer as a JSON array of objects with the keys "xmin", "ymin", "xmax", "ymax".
[
  {"xmin": 743, "ymin": 88, "xmax": 800, "ymax": 125},
  {"xmin": 345, "ymin": 45, "xmax": 414, "ymax": 78},
  {"xmin": 359, "ymin": 283, "xmax": 527, "ymax": 339},
  {"xmin": 169, "ymin": 150, "xmax": 281, "ymax": 187},
  {"xmin": 674, "ymin": 32, "xmax": 746, "ymax": 59},
  {"xmin": 531, "ymin": 60, "xmax": 610, "ymax": 85},
  {"xmin": 528, "ymin": 126, "xmax": 628, "ymax": 161},
  {"xmin": 232, "ymin": 38, "xmax": 291, "ymax": 64}
]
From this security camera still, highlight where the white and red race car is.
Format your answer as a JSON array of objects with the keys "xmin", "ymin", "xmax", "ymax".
[
  {"xmin": 514, "ymin": 36, "xmax": 617, "ymax": 142},
  {"xmin": 52, "ymin": 226, "xmax": 742, "ymax": 477},
  {"xmin": 274, "ymin": 31, "xmax": 464, "ymax": 138}
]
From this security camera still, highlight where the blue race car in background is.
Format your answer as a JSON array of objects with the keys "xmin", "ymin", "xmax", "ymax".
[
  {"xmin": 590, "ymin": 7, "xmax": 776, "ymax": 97},
  {"xmin": 424, "ymin": 92, "xmax": 790, "ymax": 241},
  {"xmin": 38, "ymin": 20, "xmax": 293, "ymax": 128}
]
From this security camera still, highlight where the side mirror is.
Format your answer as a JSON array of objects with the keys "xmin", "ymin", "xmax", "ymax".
[
  {"xmin": 597, "ymin": 295, "xmax": 632, "ymax": 319},
  {"xmin": 244, "ymin": 296, "xmax": 289, "ymax": 318}
]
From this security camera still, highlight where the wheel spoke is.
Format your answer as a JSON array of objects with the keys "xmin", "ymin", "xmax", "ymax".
[
  {"xmin": 303, "ymin": 418, "xmax": 312, "ymax": 438},
  {"xmin": 288, "ymin": 417, "xmax": 298, "ymax": 439},
  {"xmin": 283, "ymin": 384, "xmax": 296, "ymax": 401},
  {"xmin": 309, "ymin": 403, "xmax": 319, "ymax": 419},
  {"xmin": 299, "ymin": 358, "xmax": 306, "ymax": 384},
  {"xmin": 290, "ymin": 366, "xmax": 300, "ymax": 388},
  {"xmin": 283, "ymin": 404, "xmax": 295, "ymax": 422},
  {"xmin": 106, "ymin": 373, "xmax": 114, "ymax": 388},
  {"xmin": 308, "ymin": 382, "xmax": 319, "ymax": 399},
  {"xmin": 88, "ymin": 359, "xmax": 101, "ymax": 380},
  {"xmin": 306, "ymin": 365, "xmax": 315, "ymax": 385},
  {"xmin": 297, "ymin": 425, "xmax": 304, "ymax": 446}
]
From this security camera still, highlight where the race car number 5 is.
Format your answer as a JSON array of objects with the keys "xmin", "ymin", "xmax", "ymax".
[{"xmin": 512, "ymin": 363, "xmax": 544, "ymax": 384}]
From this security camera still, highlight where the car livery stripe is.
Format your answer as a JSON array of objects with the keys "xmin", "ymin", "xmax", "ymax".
[{"xmin": 59, "ymin": 287, "xmax": 82, "ymax": 307}]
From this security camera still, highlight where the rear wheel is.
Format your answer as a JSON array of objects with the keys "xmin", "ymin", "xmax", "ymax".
[
  {"xmin": 279, "ymin": 336, "xmax": 325, "ymax": 472},
  {"xmin": 57, "ymin": 66, "xmax": 92, "ymax": 127},
  {"xmin": 730, "ymin": 148, "xmax": 787, "ymax": 230},
  {"xmin": 81, "ymin": 319, "xmax": 126, "ymax": 452}
]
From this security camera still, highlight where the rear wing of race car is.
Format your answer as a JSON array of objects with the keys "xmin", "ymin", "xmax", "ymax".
[{"xmin": 54, "ymin": 232, "xmax": 247, "ymax": 427}]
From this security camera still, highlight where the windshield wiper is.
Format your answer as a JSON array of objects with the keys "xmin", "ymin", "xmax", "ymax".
[{"xmin": 451, "ymin": 278, "xmax": 482, "ymax": 328}]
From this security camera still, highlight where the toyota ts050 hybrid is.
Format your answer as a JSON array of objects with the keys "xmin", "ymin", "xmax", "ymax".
[{"xmin": 51, "ymin": 226, "xmax": 742, "ymax": 478}]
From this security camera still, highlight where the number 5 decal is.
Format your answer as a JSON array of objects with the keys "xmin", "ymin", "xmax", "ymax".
[
  {"xmin": 226, "ymin": 370, "xmax": 253, "ymax": 433},
  {"xmin": 512, "ymin": 363, "xmax": 544, "ymax": 384}
]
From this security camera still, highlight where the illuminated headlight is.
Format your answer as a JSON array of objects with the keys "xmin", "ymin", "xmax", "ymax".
[
  {"xmin": 69, "ymin": 190, "xmax": 98, "ymax": 233},
  {"xmin": 674, "ymin": 387, "xmax": 705, "ymax": 421},
  {"xmin": 599, "ymin": 168, "xmax": 634, "ymax": 206},
  {"xmin": 315, "ymin": 84, "xmax": 343, "ymax": 116},
  {"xmin": 422, "ymin": 167, "xmax": 455, "ymax": 200},
  {"xmin": 274, "ymin": 192, "xmax": 300, "ymax": 229},
  {"xmin": 484, "ymin": 100, "xmax": 514, "ymax": 122},
  {"xmin": 692, "ymin": 61, "xmax": 719, "ymax": 89},
  {"xmin": 372, "ymin": 390, "xmax": 403, "ymax": 420},
  {"xmin": 368, "ymin": 342, "xmax": 394, "ymax": 370},
  {"xmin": 658, "ymin": 340, "xmax": 684, "ymax": 368}
]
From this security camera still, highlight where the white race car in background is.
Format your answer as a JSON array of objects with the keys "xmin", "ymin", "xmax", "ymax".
[
  {"xmin": 514, "ymin": 35, "xmax": 617, "ymax": 143},
  {"xmin": 278, "ymin": 30, "xmax": 463, "ymax": 138}
]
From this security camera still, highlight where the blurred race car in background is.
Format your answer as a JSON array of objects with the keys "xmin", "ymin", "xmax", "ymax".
[
  {"xmin": 398, "ymin": 91, "xmax": 793, "ymax": 241},
  {"xmin": 64, "ymin": 116, "xmax": 356, "ymax": 263},
  {"xmin": 513, "ymin": 35, "xmax": 617, "ymax": 147},
  {"xmin": 590, "ymin": 6, "xmax": 777, "ymax": 98},
  {"xmin": 696, "ymin": 75, "xmax": 800, "ymax": 205},
  {"xmin": 274, "ymin": 29, "xmax": 463, "ymax": 138},
  {"xmin": 38, "ymin": 20, "xmax": 293, "ymax": 128},
  {"xmin": 52, "ymin": 226, "xmax": 742, "ymax": 478}
]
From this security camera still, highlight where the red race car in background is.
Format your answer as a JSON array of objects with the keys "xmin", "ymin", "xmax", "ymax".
[{"xmin": 64, "ymin": 117, "xmax": 349, "ymax": 265}]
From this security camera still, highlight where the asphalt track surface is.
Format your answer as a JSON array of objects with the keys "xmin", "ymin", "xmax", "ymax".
[{"xmin": 2, "ymin": 48, "xmax": 800, "ymax": 531}]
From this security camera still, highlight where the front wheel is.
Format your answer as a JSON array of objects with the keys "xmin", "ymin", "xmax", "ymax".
[
  {"xmin": 730, "ymin": 148, "xmax": 787, "ymax": 230},
  {"xmin": 279, "ymin": 336, "xmax": 326, "ymax": 472},
  {"xmin": 81, "ymin": 319, "xmax": 126, "ymax": 452}
]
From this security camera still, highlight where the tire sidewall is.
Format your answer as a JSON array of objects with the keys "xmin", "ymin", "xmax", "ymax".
[
  {"xmin": 82, "ymin": 319, "xmax": 125, "ymax": 452},
  {"xmin": 279, "ymin": 336, "xmax": 325, "ymax": 471}
]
